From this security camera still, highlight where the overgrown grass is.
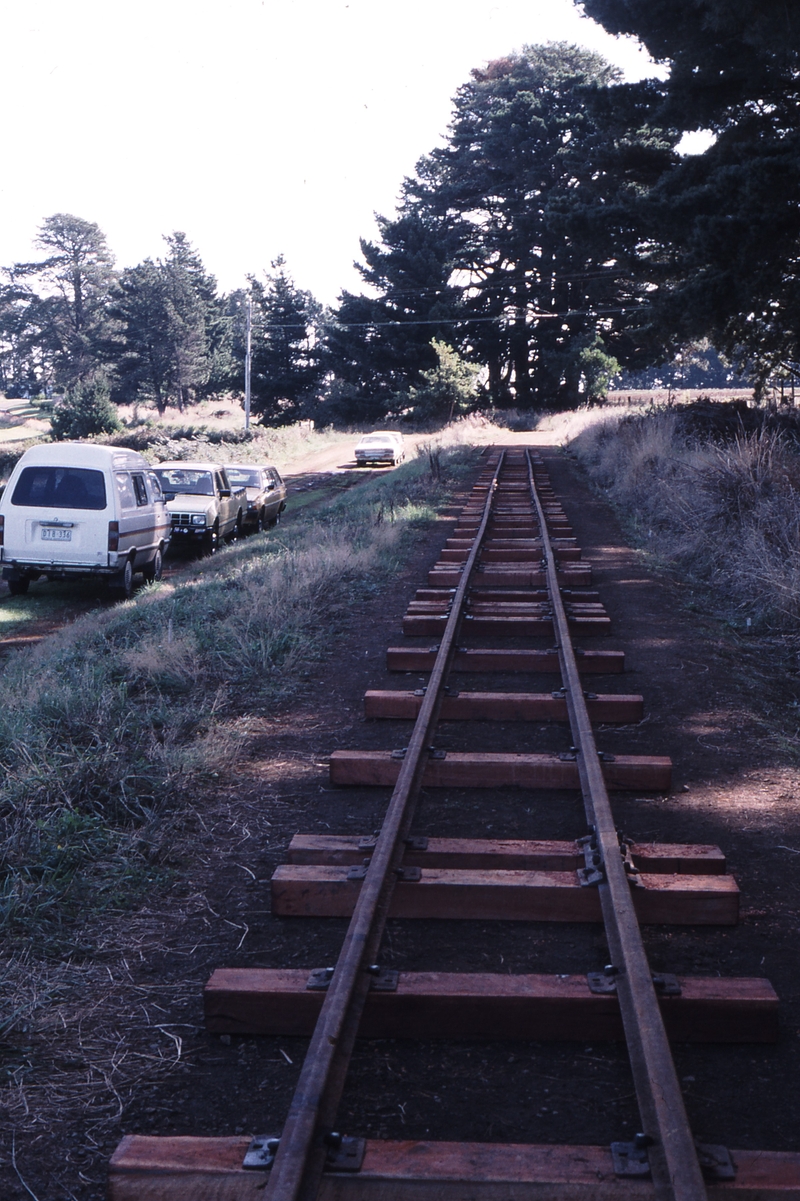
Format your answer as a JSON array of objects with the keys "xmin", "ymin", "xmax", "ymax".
[
  {"xmin": 101, "ymin": 419, "xmax": 351, "ymax": 470},
  {"xmin": 0, "ymin": 421, "xmax": 353, "ymax": 485},
  {"xmin": 0, "ymin": 445, "xmax": 479, "ymax": 951},
  {"xmin": 571, "ymin": 409, "xmax": 800, "ymax": 632}
]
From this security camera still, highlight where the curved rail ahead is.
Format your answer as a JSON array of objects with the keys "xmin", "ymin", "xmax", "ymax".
[
  {"xmin": 264, "ymin": 452, "xmax": 507, "ymax": 1201},
  {"xmin": 526, "ymin": 449, "xmax": 706, "ymax": 1201}
]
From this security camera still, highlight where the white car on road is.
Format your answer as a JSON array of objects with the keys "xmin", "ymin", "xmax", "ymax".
[{"xmin": 354, "ymin": 431, "xmax": 405, "ymax": 466}]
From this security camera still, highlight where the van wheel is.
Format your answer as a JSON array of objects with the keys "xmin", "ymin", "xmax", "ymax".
[
  {"xmin": 143, "ymin": 547, "xmax": 163, "ymax": 583},
  {"xmin": 110, "ymin": 558, "xmax": 134, "ymax": 600},
  {"xmin": 7, "ymin": 578, "xmax": 29, "ymax": 596},
  {"xmin": 256, "ymin": 507, "xmax": 266, "ymax": 533}
]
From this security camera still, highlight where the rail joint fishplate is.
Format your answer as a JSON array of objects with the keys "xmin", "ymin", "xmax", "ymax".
[{"xmin": 576, "ymin": 833, "xmax": 604, "ymax": 885}]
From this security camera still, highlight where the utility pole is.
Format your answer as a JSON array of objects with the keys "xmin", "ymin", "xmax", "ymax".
[{"xmin": 244, "ymin": 295, "xmax": 252, "ymax": 431}]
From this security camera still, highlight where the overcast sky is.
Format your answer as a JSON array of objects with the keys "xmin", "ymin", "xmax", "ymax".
[{"xmin": 0, "ymin": 0, "xmax": 661, "ymax": 304}]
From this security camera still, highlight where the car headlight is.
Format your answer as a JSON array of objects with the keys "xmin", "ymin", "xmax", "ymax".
[{"xmin": 192, "ymin": 514, "xmax": 206, "ymax": 526}]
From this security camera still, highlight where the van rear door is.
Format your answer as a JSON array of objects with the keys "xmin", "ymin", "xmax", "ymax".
[{"xmin": 5, "ymin": 465, "xmax": 111, "ymax": 567}]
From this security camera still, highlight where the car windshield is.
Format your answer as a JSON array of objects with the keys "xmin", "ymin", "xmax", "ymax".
[
  {"xmin": 155, "ymin": 469, "xmax": 214, "ymax": 496},
  {"xmin": 361, "ymin": 436, "xmax": 392, "ymax": 445},
  {"xmin": 11, "ymin": 466, "xmax": 107, "ymax": 510},
  {"xmin": 225, "ymin": 468, "xmax": 260, "ymax": 487}
]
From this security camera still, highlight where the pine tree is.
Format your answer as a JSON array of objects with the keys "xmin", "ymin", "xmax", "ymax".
[
  {"xmin": 8, "ymin": 213, "xmax": 117, "ymax": 389},
  {"xmin": 248, "ymin": 257, "xmax": 323, "ymax": 425},
  {"xmin": 406, "ymin": 340, "xmax": 480, "ymax": 423},
  {"xmin": 50, "ymin": 373, "xmax": 121, "ymax": 439},
  {"xmin": 582, "ymin": 0, "xmax": 800, "ymax": 385},
  {"xmin": 409, "ymin": 44, "xmax": 675, "ymax": 407},
  {"xmin": 323, "ymin": 211, "xmax": 461, "ymax": 418},
  {"xmin": 108, "ymin": 234, "xmax": 230, "ymax": 413},
  {"xmin": 326, "ymin": 46, "xmax": 675, "ymax": 411},
  {"xmin": 110, "ymin": 259, "xmax": 175, "ymax": 414}
]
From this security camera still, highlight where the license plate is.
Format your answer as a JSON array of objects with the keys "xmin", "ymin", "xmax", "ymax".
[{"xmin": 41, "ymin": 527, "xmax": 71, "ymax": 541}]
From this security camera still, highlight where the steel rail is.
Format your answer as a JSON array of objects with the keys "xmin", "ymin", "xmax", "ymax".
[
  {"xmin": 525, "ymin": 450, "xmax": 707, "ymax": 1201},
  {"xmin": 264, "ymin": 451, "xmax": 507, "ymax": 1201}
]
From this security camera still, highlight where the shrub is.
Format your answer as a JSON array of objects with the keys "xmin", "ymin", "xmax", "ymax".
[
  {"xmin": 406, "ymin": 340, "xmax": 480, "ymax": 424},
  {"xmin": 51, "ymin": 375, "xmax": 121, "ymax": 440}
]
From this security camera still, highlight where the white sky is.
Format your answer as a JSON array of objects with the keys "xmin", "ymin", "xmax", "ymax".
[{"xmin": 0, "ymin": 0, "xmax": 660, "ymax": 305}]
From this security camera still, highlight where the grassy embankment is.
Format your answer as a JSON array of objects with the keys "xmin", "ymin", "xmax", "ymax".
[
  {"xmin": 569, "ymin": 406, "xmax": 800, "ymax": 632},
  {"xmin": 0, "ymin": 445, "xmax": 479, "ymax": 961},
  {"xmin": 561, "ymin": 404, "xmax": 800, "ymax": 756}
]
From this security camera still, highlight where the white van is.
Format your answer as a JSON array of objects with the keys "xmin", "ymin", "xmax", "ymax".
[{"xmin": 0, "ymin": 443, "xmax": 171, "ymax": 597}]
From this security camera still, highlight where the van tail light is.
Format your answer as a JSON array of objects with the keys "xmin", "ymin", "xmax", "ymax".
[
  {"xmin": 108, "ymin": 521, "xmax": 120, "ymax": 552},
  {"xmin": 0, "ymin": 515, "xmax": 4, "ymax": 548}
]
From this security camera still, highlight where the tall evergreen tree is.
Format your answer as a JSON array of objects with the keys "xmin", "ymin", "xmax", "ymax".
[
  {"xmin": 160, "ymin": 233, "xmax": 214, "ymax": 410},
  {"xmin": 580, "ymin": 1, "xmax": 800, "ymax": 386},
  {"xmin": 327, "ymin": 45, "xmax": 675, "ymax": 411},
  {"xmin": 0, "ymin": 281, "xmax": 55, "ymax": 397},
  {"xmin": 247, "ymin": 257, "xmax": 323, "ymax": 425},
  {"xmin": 324, "ymin": 211, "xmax": 461, "ymax": 419},
  {"xmin": 110, "ymin": 259, "xmax": 175, "ymax": 414},
  {"xmin": 9, "ymin": 214, "xmax": 117, "ymax": 388},
  {"xmin": 408, "ymin": 44, "xmax": 675, "ymax": 407},
  {"xmin": 109, "ymin": 234, "xmax": 230, "ymax": 413},
  {"xmin": 162, "ymin": 232, "xmax": 233, "ymax": 403}
]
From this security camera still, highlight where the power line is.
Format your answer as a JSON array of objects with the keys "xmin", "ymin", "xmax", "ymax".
[{"xmin": 240, "ymin": 305, "xmax": 643, "ymax": 333}]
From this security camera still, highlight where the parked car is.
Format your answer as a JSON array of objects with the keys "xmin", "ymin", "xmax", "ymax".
[
  {"xmin": 153, "ymin": 462, "xmax": 246, "ymax": 554},
  {"xmin": 0, "ymin": 443, "xmax": 170, "ymax": 597},
  {"xmin": 354, "ymin": 431, "xmax": 405, "ymax": 466},
  {"xmin": 223, "ymin": 464, "xmax": 287, "ymax": 531}
]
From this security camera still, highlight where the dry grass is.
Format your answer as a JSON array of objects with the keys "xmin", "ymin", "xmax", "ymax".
[
  {"xmin": 571, "ymin": 409, "xmax": 800, "ymax": 631},
  {"xmin": 605, "ymin": 387, "xmax": 753, "ymax": 407},
  {"xmin": 0, "ymin": 445, "xmax": 477, "ymax": 950},
  {"xmin": 0, "ymin": 948, "xmax": 200, "ymax": 1134}
]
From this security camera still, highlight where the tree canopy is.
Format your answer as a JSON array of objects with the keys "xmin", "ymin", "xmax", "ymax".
[
  {"xmin": 323, "ymin": 211, "xmax": 461, "ymax": 419},
  {"xmin": 3, "ymin": 214, "xmax": 116, "ymax": 392},
  {"xmin": 579, "ymin": 1, "xmax": 800, "ymax": 387},
  {"xmin": 4, "ymin": 14, "xmax": 800, "ymax": 421},
  {"xmin": 110, "ymin": 233, "xmax": 230, "ymax": 414},
  {"xmin": 327, "ymin": 43, "xmax": 676, "ymax": 412},
  {"xmin": 245, "ymin": 257, "xmax": 323, "ymax": 425}
]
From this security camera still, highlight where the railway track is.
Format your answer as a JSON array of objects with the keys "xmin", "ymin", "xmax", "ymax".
[{"xmin": 108, "ymin": 446, "xmax": 798, "ymax": 1200}]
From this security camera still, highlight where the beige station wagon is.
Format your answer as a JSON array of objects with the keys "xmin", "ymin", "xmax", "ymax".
[{"xmin": 223, "ymin": 464, "xmax": 287, "ymax": 531}]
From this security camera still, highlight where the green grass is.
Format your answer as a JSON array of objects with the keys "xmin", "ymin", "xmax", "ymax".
[{"xmin": 0, "ymin": 444, "xmax": 481, "ymax": 953}]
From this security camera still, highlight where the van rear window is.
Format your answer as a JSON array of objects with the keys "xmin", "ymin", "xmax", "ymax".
[{"xmin": 12, "ymin": 466, "xmax": 108, "ymax": 511}]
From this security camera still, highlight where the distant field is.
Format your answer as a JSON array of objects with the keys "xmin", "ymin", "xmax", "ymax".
[
  {"xmin": 0, "ymin": 397, "xmax": 51, "ymax": 443},
  {"xmin": 605, "ymin": 387, "xmax": 754, "ymax": 405}
]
